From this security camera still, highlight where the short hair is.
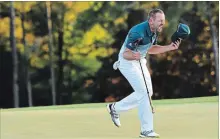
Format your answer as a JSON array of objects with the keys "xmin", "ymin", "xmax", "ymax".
[{"xmin": 148, "ymin": 9, "xmax": 164, "ymax": 20}]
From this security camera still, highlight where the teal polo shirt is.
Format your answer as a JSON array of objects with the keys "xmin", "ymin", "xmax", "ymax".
[{"xmin": 119, "ymin": 21, "xmax": 157, "ymax": 59}]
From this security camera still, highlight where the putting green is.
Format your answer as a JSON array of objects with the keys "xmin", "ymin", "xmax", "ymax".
[{"xmin": 1, "ymin": 96, "xmax": 218, "ymax": 139}]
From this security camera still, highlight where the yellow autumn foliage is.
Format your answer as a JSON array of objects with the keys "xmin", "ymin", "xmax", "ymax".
[
  {"xmin": 42, "ymin": 44, "xmax": 49, "ymax": 52},
  {"xmin": 0, "ymin": 18, "xmax": 10, "ymax": 37},
  {"xmin": 17, "ymin": 43, "xmax": 24, "ymax": 53},
  {"xmin": 14, "ymin": 2, "xmax": 36, "ymax": 12},
  {"xmin": 64, "ymin": 2, "xmax": 93, "ymax": 23},
  {"xmin": 26, "ymin": 33, "xmax": 35, "ymax": 45},
  {"xmin": 109, "ymin": 1, "xmax": 116, "ymax": 7},
  {"xmin": 43, "ymin": 54, "xmax": 49, "ymax": 60},
  {"xmin": 79, "ymin": 46, "xmax": 93, "ymax": 54},
  {"xmin": 140, "ymin": 2, "xmax": 159, "ymax": 10},
  {"xmin": 30, "ymin": 55, "xmax": 41, "ymax": 68},
  {"xmin": 114, "ymin": 17, "xmax": 126, "ymax": 26},
  {"xmin": 14, "ymin": 17, "xmax": 23, "ymax": 40},
  {"xmin": 82, "ymin": 23, "xmax": 112, "ymax": 46},
  {"xmin": 88, "ymin": 47, "xmax": 113, "ymax": 58},
  {"xmin": 0, "ymin": 16, "xmax": 34, "ymax": 53},
  {"xmin": 68, "ymin": 47, "xmax": 79, "ymax": 55}
]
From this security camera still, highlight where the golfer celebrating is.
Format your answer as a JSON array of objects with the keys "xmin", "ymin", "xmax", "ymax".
[{"xmin": 107, "ymin": 8, "xmax": 186, "ymax": 138}]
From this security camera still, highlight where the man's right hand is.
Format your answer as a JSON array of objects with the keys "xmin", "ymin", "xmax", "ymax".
[
  {"xmin": 123, "ymin": 48, "xmax": 141, "ymax": 60},
  {"xmin": 132, "ymin": 51, "xmax": 141, "ymax": 60}
]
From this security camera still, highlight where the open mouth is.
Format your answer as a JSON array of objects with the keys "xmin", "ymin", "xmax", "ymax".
[
  {"xmin": 158, "ymin": 25, "xmax": 164, "ymax": 30},
  {"xmin": 158, "ymin": 26, "xmax": 162, "ymax": 30}
]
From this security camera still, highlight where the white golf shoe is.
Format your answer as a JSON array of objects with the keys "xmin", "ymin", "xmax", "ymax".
[
  {"xmin": 139, "ymin": 130, "xmax": 160, "ymax": 138},
  {"xmin": 106, "ymin": 103, "xmax": 121, "ymax": 127}
]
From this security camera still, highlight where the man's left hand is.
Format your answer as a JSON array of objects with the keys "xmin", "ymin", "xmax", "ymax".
[{"xmin": 169, "ymin": 39, "xmax": 181, "ymax": 50}]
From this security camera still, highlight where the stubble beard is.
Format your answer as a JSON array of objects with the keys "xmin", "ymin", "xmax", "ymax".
[{"xmin": 153, "ymin": 24, "xmax": 159, "ymax": 33}]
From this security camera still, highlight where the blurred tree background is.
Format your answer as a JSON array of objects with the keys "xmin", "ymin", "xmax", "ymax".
[{"xmin": 0, "ymin": 1, "xmax": 218, "ymax": 108}]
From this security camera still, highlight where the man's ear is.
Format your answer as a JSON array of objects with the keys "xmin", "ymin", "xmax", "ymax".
[{"xmin": 148, "ymin": 17, "xmax": 153, "ymax": 24}]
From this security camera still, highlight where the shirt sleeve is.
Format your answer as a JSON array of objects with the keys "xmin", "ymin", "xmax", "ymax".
[{"xmin": 125, "ymin": 32, "xmax": 143, "ymax": 50}]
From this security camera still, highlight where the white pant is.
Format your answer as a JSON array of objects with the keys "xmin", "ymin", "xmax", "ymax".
[{"xmin": 114, "ymin": 58, "xmax": 154, "ymax": 132}]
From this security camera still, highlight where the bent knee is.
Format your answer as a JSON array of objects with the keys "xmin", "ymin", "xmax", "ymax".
[{"xmin": 134, "ymin": 91, "xmax": 148, "ymax": 101}]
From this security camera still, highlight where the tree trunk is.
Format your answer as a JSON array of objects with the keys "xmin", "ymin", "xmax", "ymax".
[
  {"xmin": 10, "ymin": 1, "xmax": 19, "ymax": 108},
  {"xmin": 56, "ymin": 29, "xmax": 64, "ymax": 104},
  {"xmin": 206, "ymin": 1, "xmax": 219, "ymax": 93},
  {"xmin": 21, "ymin": 5, "xmax": 33, "ymax": 107},
  {"xmin": 55, "ymin": 4, "xmax": 65, "ymax": 105},
  {"xmin": 46, "ymin": 1, "xmax": 56, "ymax": 105}
]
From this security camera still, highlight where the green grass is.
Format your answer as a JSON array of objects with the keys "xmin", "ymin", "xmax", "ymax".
[
  {"xmin": 1, "ymin": 96, "xmax": 218, "ymax": 111},
  {"xmin": 1, "ymin": 96, "xmax": 218, "ymax": 139}
]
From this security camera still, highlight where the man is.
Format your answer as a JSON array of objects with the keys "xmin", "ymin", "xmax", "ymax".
[{"xmin": 107, "ymin": 9, "xmax": 181, "ymax": 138}]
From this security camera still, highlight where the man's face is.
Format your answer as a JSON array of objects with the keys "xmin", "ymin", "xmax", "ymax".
[{"xmin": 149, "ymin": 13, "xmax": 165, "ymax": 33}]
